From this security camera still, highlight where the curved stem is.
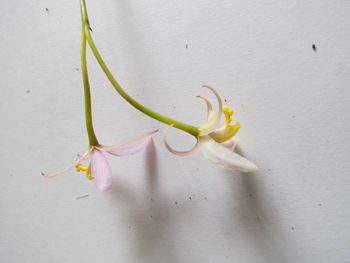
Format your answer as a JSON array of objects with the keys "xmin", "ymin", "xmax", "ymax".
[
  {"xmin": 80, "ymin": 5, "xmax": 99, "ymax": 146},
  {"xmin": 79, "ymin": 0, "xmax": 200, "ymax": 137}
]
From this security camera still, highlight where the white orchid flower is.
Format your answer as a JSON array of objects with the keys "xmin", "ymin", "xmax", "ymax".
[{"xmin": 163, "ymin": 86, "xmax": 257, "ymax": 172}]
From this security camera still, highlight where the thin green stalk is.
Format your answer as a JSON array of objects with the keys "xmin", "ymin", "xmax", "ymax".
[
  {"xmin": 80, "ymin": 11, "xmax": 99, "ymax": 146},
  {"xmin": 80, "ymin": 0, "xmax": 200, "ymax": 137}
]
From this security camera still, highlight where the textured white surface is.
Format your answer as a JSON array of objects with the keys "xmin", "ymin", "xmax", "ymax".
[{"xmin": 1, "ymin": 0, "xmax": 350, "ymax": 262}]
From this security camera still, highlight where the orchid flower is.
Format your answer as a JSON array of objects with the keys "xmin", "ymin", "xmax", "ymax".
[
  {"xmin": 163, "ymin": 86, "xmax": 258, "ymax": 172},
  {"xmin": 79, "ymin": 0, "xmax": 257, "ymax": 172},
  {"xmin": 42, "ymin": 6, "xmax": 157, "ymax": 192},
  {"xmin": 42, "ymin": 130, "xmax": 157, "ymax": 191}
]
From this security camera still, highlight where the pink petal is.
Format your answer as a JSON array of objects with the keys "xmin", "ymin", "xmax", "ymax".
[
  {"xmin": 106, "ymin": 135, "xmax": 153, "ymax": 156},
  {"xmin": 90, "ymin": 149, "xmax": 112, "ymax": 192},
  {"xmin": 41, "ymin": 149, "xmax": 92, "ymax": 178},
  {"xmin": 163, "ymin": 124, "xmax": 199, "ymax": 156},
  {"xmin": 97, "ymin": 129, "xmax": 158, "ymax": 152}
]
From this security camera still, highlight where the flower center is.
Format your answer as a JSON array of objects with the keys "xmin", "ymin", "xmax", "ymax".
[{"xmin": 209, "ymin": 105, "xmax": 241, "ymax": 143}]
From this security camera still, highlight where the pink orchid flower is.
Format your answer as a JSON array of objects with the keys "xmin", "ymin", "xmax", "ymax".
[{"xmin": 42, "ymin": 130, "xmax": 158, "ymax": 191}]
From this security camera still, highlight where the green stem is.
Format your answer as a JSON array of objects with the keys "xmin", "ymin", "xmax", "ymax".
[
  {"xmin": 80, "ymin": 6, "xmax": 99, "ymax": 146},
  {"xmin": 79, "ymin": 0, "xmax": 200, "ymax": 137}
]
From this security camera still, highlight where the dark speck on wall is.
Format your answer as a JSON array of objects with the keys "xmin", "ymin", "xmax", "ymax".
[
  {"xmin": 318, "ymin": 203, "xmax": 322, "ymax": 206},
  {"xmin": 174, "ymin": 201, "xmax": 178, "ymax": 205},
  {"xmin": 189, "ymin": 196, "xmax": 192, "ymax": 200},
  {"xmin": 76, "ymin": 194, "xmax": 89, "ymax": 199},
  {"xmin": 185, "ymin": 44, "xmax": 188, "ymax": 49},
  {"xmin": 26, "ymin": 89, "xmax": 31, "ymax": 94},
  {"xmin": 291, "ymin": 226, "xmax": 295, "ymax": 230},
  {"xmin": 76, "ymin": 68, "xmax": 79, "ymax": 71},
  {"xmin": 312, "ymin": 44, "xmax": 317, "ymax": 51},
  {"xmin": 45, "ymin": 8, "xmax": 49, "ymax": 12}
]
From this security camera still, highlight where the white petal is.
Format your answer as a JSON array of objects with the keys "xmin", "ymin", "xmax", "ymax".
[
  {"xmin": 198, "ymin": 85, "xmax": 223, "ymax": 136},
  {"xmin": 196, "ymin": 95, "xmax": 214, "ymax": 120},
  {"xmin": 221, "ymin": 137, "xmax": 238, "ymax": 150},
  {"xmin": 199, "ymin": 137, "xmax": 258, "ymax": 172}
]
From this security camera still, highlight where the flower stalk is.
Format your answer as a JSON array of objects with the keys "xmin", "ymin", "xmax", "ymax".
[
  {"xmin": 80, "ymin": 4, "xmax": 99, "ymax": 146},
  {"xmin": 78, "ymin": 0, "xmax": 257, "ymax": 172},
  {"xmin": 41, "ymin": 2, "xmax": 160, "ymax": 191},
  {"xmin": 79, "ymin": 0, "xmax": 200, "ymax": 137}
]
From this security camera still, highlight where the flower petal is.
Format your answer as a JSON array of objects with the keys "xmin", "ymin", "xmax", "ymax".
[
  {"xmin": 221, "ymin": 137, "xmax": 238, "ymax": 150},
  {"xmin": 210, "ymin": 105, "xmax": 241, "ymax": 143},
  {"xmin": 106, "ymin": 135, "xmax": 153, "ymax": 156},
  {"xmin": 97, "ymin": 129, "xmax": 158, "ymax": 152},
  {"xmin": 196, "ymin": 95, "xmax": 214, "ymax": 119},
  {"xmin": 196, "ymin": 95, "xmax": 218, "ymax": 133},
  {"xmin": 210, "ymin": 122, "xmax": 241, "ymax": 143},
  {"xmin": 41, "ymin": 149, "xmax": 92, "ymax": 178},
  {"xmin": 90, "ymin": 149, "xmax": 112, "ymax": 192},
  {"xmin": 163, "ymin": 124, "xmax": 199, "ymax": 156},
  {"xmin": 198, "ymin": 85, "xmax": 223, "ymax": 136},
  {"xmin": 199, "ymin": 136, "xmax": 258, "ymax": 172}
]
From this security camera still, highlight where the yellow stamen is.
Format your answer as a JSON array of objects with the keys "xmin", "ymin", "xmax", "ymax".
[
  {"xmin": 76, "ymin": 164, "xmax": 88, "ymax": 172},
  {"xmin": 75, "ymin": 164, "xmax": 94, "ymax": 180},
  {"xmin": 223, "ymin": 105, "xmax": 234, "ymax": 125},
  {"xmin": 209, "ymin": 105, "xmax": 241, "ymax": 143},
  {"xmin": 85, "ymin": 169, "xmax": 93, "ymax": 180}
]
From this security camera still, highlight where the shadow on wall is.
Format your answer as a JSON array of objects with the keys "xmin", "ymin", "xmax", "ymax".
[
  {"xmin": 110, "ymin": 0, "xmax": 159, "ymax": 98},
  {"xmin": 106, "ymin": 139, "xmax": 295, "ymax": 262},
  {"xmin": 225, "ymin": 144, "xmax": 296, "ymax": 263},
  {"xmin": 107, "ymin": 140, "xmax": 197, "ymax": 263}
]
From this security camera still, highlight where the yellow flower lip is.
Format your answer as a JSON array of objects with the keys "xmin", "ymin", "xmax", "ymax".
[
  {"xmin": 223, "ymin": 105, "xmax": 233, "ymax": 124},
  {"xmin": 196, "ymin": 86, "xmax": 241, "ymax": 143},
  {"xmin": 209, "ymin": 105, "xmax": 241, "ymax": 143}
]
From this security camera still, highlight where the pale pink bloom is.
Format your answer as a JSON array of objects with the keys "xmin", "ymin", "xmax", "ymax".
[
  {"xmin": 163, "ymin": 86, "xmax": 257, "ymax": 172},
  {"xmin": 42, "ymin": 130, "xmax": 158, "ymax": 191}
]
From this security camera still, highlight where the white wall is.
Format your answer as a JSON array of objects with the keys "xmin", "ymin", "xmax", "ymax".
[{"xmin": 1, "ymin": 0, "xmax": 350, "ymax": 262}]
